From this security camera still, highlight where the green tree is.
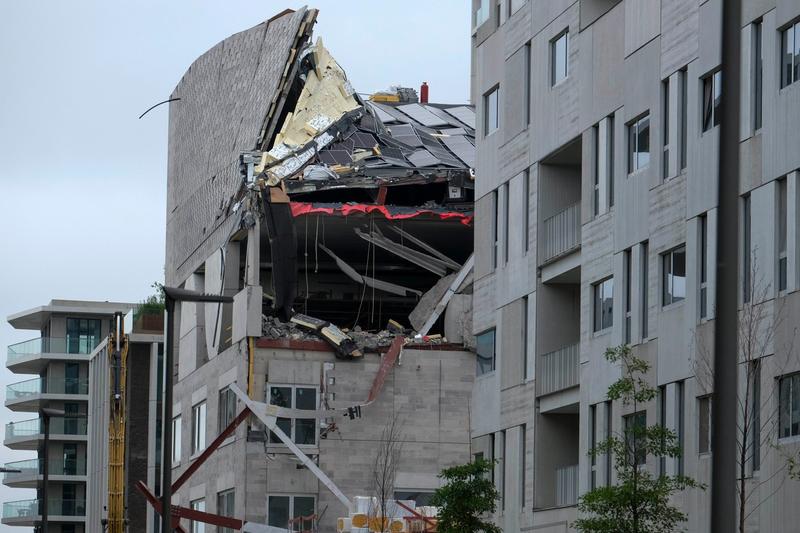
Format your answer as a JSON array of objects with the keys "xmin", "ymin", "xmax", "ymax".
[
  {"xmin": 430, "ymin": 457, "xmax": 502, "ymax": 533},
  {"xmin": 574, "ymin": 345, "xmax": 704, "ymax": 533}
]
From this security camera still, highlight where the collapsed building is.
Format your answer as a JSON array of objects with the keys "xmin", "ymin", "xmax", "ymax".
[{"xmin": 157, "ymin": 7, "xmax": 476, "ymax": 532}]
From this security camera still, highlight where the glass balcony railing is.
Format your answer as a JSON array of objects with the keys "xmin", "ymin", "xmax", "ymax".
[
  {"xmin": 6, "ymin": 377, "xmax": 89, "ymax": 401},
  {"xmin": 5, "ymin": 416, "xmax": 88, "ymax": 440},
  {"xmin": 7, "ymin": 336, "xmax": 102, "ymax": 364},
  {"xmin": 2, "ymin": 458, "xmax": 87, "ymax": 480},
  {"xmin": 3, "ymin": 498, "xmax": 86, "ymax": 519}
]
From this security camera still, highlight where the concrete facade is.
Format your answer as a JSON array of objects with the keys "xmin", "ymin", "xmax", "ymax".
[{"xmin": 471, "ymin": 0, "xmax": 800, "ymax": 531}]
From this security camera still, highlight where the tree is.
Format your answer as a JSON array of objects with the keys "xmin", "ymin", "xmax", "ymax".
[
  {"xmin": 430, "ymin": 457, "xmax": 501, "ymax": 533},
  {"xmin": 574, "ymin": 345, "xmax": 703, "ymax": 533},
  {"xmin": 370, "ymin": 413, "xmax": 403, "ymax": 533}
]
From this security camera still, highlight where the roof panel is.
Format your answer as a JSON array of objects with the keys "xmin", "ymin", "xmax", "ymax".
[
  {"xmin": 407, "ymin": 149, "xmax": 441, "ymax": 168},
  {"xmin": 440, "ymin": 135, "xmax": 475, "ymax": 168},
  {"xmin": 397, "ymin": 103, "xmax": 449, "ymax": 127},
  {"xmin": 442, "ymin": 106, "xmax": 476, "ymax": 129}
]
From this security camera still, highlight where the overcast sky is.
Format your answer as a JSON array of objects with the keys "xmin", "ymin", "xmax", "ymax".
[{"xmin": 0, "ymin": 0, "xmax": 470, "ymax": 518}]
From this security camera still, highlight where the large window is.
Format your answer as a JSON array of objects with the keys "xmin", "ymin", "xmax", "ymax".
[
  {"xmin": 190, "ymin": 499, "xmax": 205, "ymax": 533},
  {"xmin": 662, "ymin": 245, "xmax": 686, "ymax": 306},
  {"xmin": 267, "ymin": 385, "xmax": 318, "ymax": 445},
  {"xmin": 268, "ymin": 495, "xmax": 315, "ymax": 529},
  {"xmin": 779, "ymin": 373, "xmax": 800, "ymax": 439},
  {"xmin": 191, "ymin": 401, "xmax": 207, "ymax": 455},
  {"xmin": 698, "ymin": 395, "xmax": 712, "ymax": 454},
  {"xmin": 476, "ymin": 329, "xmax": 496, "ymax": 376},
  {"xmin": 593, "ymin": 277, "xmax": 614, "ymax": 332},
  {"xmin": 781, "ymin": 21, "xmax": 800, "ymax": 88},
  {"xmin": 628, "ymin": 114, "xmax": 650, "ymax": 173},
  {"xmin": 218, "ymin": 387, "xmax": 237, "ymax": 432},
  {"xmin": 217, "ymin": 489, "xmax": 235, "ymax": 533},
  {"xmin": 702, "ymin": 71, "xmax": 722, "ymax": 132},
  {"xmin": 551, "ymin": 30, "xmax": 569, "ymax": 86},
  {"xmin": 66, "ymin": 318, "xmax": 101, "ymax": 354},
  {"xmin": 624, "ymin": 412, "xmax": 647, "ymax": 466},
  {"xmin": 484, "ymin": 86, "xmax": 499, "ymax": 135},
  {"xmin": 172, "ymin": 415, "xmax": 182, "ymax": 463}
]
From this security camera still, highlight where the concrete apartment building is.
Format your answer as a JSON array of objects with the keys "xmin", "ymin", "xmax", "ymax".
[
  {"xmin": 161, "ymin": 7, "xmax": 477, "ymax": 532},
  {"xmin": 2, "ymin": 300, "xmax": 133, "ymax": 532},
  {"xmin": 470, "ymin": 0, "xmax": 800, "ymax": 531}
]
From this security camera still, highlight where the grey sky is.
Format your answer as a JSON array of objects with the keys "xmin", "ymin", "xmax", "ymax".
[{"xmin": 0, "ymin": 0, "xmax": 470, "ymax": 519}]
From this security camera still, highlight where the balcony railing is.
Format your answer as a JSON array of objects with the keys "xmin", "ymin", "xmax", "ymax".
[
  {"xmin": 6, "ymin": 376, "xmax": 89, "ymax": 401},
  {"xmin": 7, "ymin": 336, "xmax": 101, "ymax": 364},
  {"xmin": 541, "ymin": 203, "xmax": 581, "ymax": 263},
  {"xmin": 6, "ymin": 416, "xmax": 88, "ymax": 439},
  {"xmin": 2, "ymin": 458, "xmax": 87, "ymax": 480},
  {"xmin": 3, "ymin": 498, "xmax": 86, "ymax": 519},
  {"xmin": 538, "ymin": 343, "xmax": 580, "ymax": 396},
  {"xmin": 555, "ymin": 464, "xmax": 579, "ymax": 507}
]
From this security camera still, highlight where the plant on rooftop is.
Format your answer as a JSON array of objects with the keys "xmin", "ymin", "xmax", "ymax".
[
  {"xmin": 430, "ymin": 457, "xmax": 501, "ymax": 533},
  {"xmin": 134, "ymin": 282, "xmax": 166, "ymax": 323}
]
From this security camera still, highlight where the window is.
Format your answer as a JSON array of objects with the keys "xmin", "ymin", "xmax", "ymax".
[
  {"xmin": 268, "ymin": 495, "xmax": 315, "ymax": 528},
  {"xmin": 493, "ymin": 190, "xmax": 499, "ymax": 269},
  {"xmin": 781, "ymin": 21, "xmax": 800, "ymax": 88},
  {"xmin": 624, "ymin": 249, "xmax": 632, "ymax": 344},
  {"xmin": 624, "ymin": 412, "xmax": 647, "ymax": 466},
  {"xmin": 172, "ymin": 416, "xmax": 182, "ymax": 463},
  {"xmin": 589, "ymin": 405, "xmax": 597, "ymax": 489},
  {"xmin": 218, "ymin": 387, "xmax": 237, "ymax": 432},
  {"xmin": 676, "ymin": 380, "xmax": 685, "ymax": 475},
  {"xmin": 63, "ymin": 442, "xmax": 78, "ymax": 475},
  {"xmin": 474, "ymin": 0, "xmax": 490, "ymax": 27},
  {"xmin": 698, "ymin": 395, "xmax": 712, "ymax": 454},
  {"xmin": 191, "ymin": 401, "xmax": 207, "ymax": 454},
  {"xmin": 66, "ymin": 318, "xmax": 101, "ymax": 354},
  {"xmin": 394, "ymin": 491, "xmax": 435, "ymax": 507},
  {"xmin": 641, "ymin": 241, "xmax": 649, "ymax": 338},
  {"xmin": 593, "ymin": 124, "xmax": 600, "ymax": 215},
  {"xmin": 524, "ymin": 42, "xmax": 532, "ymax": 125},
  {"xmin": 218, "ymin": 489, "xmax": 235, "ymax": 533},
  {"xmin": 519, "ymin": 424, "xmax": 526, "ymax": 509},
  {"xmin": 750, "ymin": 360, "xmax": 762, "ymax": 470},
  {"xmin": 476, "ymin": 329, "xmax": 496, "ymax": 376},
  {"xmin": 658, "ymin": 386, "xmax": 667, "ymax": 476},
  {"xmin": 608, "ymin": 116, "xmax": 615, "ymax": 207},
  {"xmin": 523, "ymin": 169, "xmax": 530, "ymax": 252},
  {"xmin": 500, "ymin": 429, "xmax": 506, "ymax": 509},
  {"xmin": 679, "ymin": 68, "xmax": 688, "ymax": 170},
  {"xmin": 702, "ymin": 70, "xmax": 722, "ymax": 132},
  {"xmin": 779, "ymin": 373, "xmax": 800, "ymax": 439},
  {"xmin": 522, "ymin": 296, "xmax": 529, "ymax": 380},
  {"xmin": 778, "ymin": 178, "xmax": 788, "ymax": 292},
  {"xmin": 593, "ymin": 277, "xmax": 614, "ymax": 332},
  {"xmin": 743, "ymin": 194, "xmax": 752, "ymax": 302},
  {"xmin": 663, "ymin": 79, "xmax": 670, "ymax": 178},
  {"xmin": 190, "ymin": 499, "xmax": 205, "ymax": 533},
  {"xmin": 267, "ymin": 385, "xmax": 318, "ymax": 445},
  {"xmin": 628, "ymin": 114, "xmax": 650, "ymax": 173},
  {"xmin": 62, "ymin": 483, "xmax": 77, "ymax": 515},
  {"xmin": 699, "ymin": 214, "xmax": 709, "ymax": 318},
  {"xmin": 503, "ymin": 182, "xmax": 510, "ymax": 264},
  {"xmin": 753, "ymin": 21, "xmax": 763, "ymax": 130},
  {"xmin": 662, "ymin": 245, "xmax": 686, "ymax": 306},
  {"xmin": 484, "ymin": 86, "xmax": 499, "ymax": 135},
  {"xmin": 551, "ymin": 30, "xmax": 569, "ymax": 86},
  {"xmin": 65, "ymin": 362, "xmax": 80, "ymax": 394},
  {"xmin": 605, "ymin": 400, "xmax": 613, "ymax": 485}
]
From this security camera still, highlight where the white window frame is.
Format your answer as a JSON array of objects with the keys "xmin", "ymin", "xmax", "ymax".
[
  {"xmin": 171, "ymin": 415, "xmax": 182, "ymax": 465},
  {"xmin": 780, "ymin": 21, "xmax": 800, "ymax": 89},
  {"xmin": 593, "ymin": 277, "xmax": 614, "ymax": 333},
  {"xmin": 551, "ymin": 30, "xmax": 569, "ymax": 86},
  {"xmin": 266, "ymin": 384, "xmax": 319, "ymax": 446},
  {"xmin": 190, "ymin": 498, "xmax": 205, "ymax": 533},
  {"xmin": 701, "ymin": 70, "xmax": 722, "ymax": 133},
  {"xmin": 627, "ymin": 113, "xmax": 651, "ymax": 174},
  {"xmin": 662, "ymin": 245, "xmax": 687, "ymax": 307},
  {"xmin": 191, "ymin": 401, "xmax": 207, "ymax": 455},
  {"xmin": 217, "ymin": 489, "xmax": 236, "ymax": 533},
  {"xmin": 484, "ymin": 86, "xmax": 500, "ymax": 135}
]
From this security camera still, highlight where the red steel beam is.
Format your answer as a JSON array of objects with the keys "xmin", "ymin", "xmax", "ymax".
[
  {"xmin": 136, "ymin": 480, "xmax": 242, "ymax": 530},
  {"xmin": 171, "ymin": 406, "xmax": 251, "ymax": 492},
  {"xmin": 135, "ymin": 481, "xmax": 188, "ymax": 533},
  {"xmin": 367, "ymin": 336, "xmax": 404, "ymax": 403}
]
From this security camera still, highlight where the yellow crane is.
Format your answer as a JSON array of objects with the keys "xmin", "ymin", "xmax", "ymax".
[{"xmin": 106, "ymin": 313, "xmax": 128, "ymax": 533}]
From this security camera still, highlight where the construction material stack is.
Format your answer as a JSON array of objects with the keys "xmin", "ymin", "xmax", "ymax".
[{"xmin": 337, "ymin": 497, "xmax": 438, "ymax": 533}]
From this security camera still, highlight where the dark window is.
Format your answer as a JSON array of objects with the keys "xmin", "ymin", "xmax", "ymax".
[
  {"xmin": 268, "ymin": 495, "xmax": 315, "ymax": 528},
  {"xmin": 781, "ymin": 22, "xmax": 800, "ymax": 88},
  {"xmin": 522, "ymin": 296, "xmax": 529, "ymax": 380},
  {"xmin": 394, "ymin": 491, "xmax": 435, "ymax": 507},
  {"xmin": 503, "ymin": 182, "xmax": 510, "ymax": 264},
  {"xmin": 641, "ymin": 241, "xmax": 649, "ymax": 337},
  {"xmin": 484, "ymin": 87, "xmax": 499, "ymax": 135},
  {"xmin": 662, "ymin": 245, "xmax": 687, "ymax": 306},
  {"xmin": 663, "ymin": 79, "xmax": 670, "ymax": 178},
  {"xmin": 779, "ymin": 373, "xmax": 800, "ymax": 439},
  {"xmin": 476, "ymin": 329, "xmax": 496, "ymax": 376},
  {"xmin": 66, "ymin": 318, "xmax": 101, "ymax": 354},
  {"xmin": 519, "ymin": 424, "xmax": 526, "ymax": 509},
  {"xmin": 743, "ymin": 195, "xmax": 752, "ymax": 302},
  {"xmin": 628, "ymin": 114, "xmax": 650, "ymax": 173},
  {"xmin": 593, "ymin": 124, "xmax": 600, "ymax": 216},
  {"xmin": 751, "ymin": 361, "xmax": 761, "ymax": 470},
  {"xmin": 523, "ymin": 169, "xmax": 530, "ymax": 252},
  {"xmin": 698, "ymin": 395, "xmax": 712, "ymax": 454},
  {"xmin": 700, "ymin": 214, "xmax": 708, "ymax": 318},
  {"xmin": 62, "ymin": 442, "xmax": 78, "ymax": 475},
  {"xmin": 778, "ymin": 178, "xmax": 788, "ymax": 291},
  {"xmin": 218, "ymin": 387, "xmax": 237, "ymax": 432},
  {"xmin": 593, "ymin": 278, "xmax": 614, "ymax": 332},
  {"xmin": 605, "ymin": 400, "xmax": 613, "ymax": 485},
  {"xmin": 268, "ymin": 385, "xmax": 318, "ymax": 445},
  {"xmin": 624, "ymin": 249, "xmax": 632, "ymax": 344},
  {"xmin": 677, "ymin": 380, "xmax": 685, "ymax": 475},
  {"xmin": 62, "ymin": 482, "xmax": 77, "ymax": 516},
  {"xmin": 218, "ymin": 489, "xmax": 235, "ymax": 533},
  {"xmin": 753, "ymin": 21, "xmax": 763, "ymax": 130},
  {"xmin": 551, "ymin": 31, "xmax": 569, "ymax": 85},
  {"xmin": 608, "ymin": 115, "xmax": 615, "ymax": 207},
  {"xmin": 702, "ymin": 71, "xmax": 722, "ymax": 132},
  {"xmin": 65, "ymin": 362, "xmax": 80, "ymax": 394},
  {"xmin": 590, "ymin": 405, "xmax": 597, "ymax": 489},
  {"xmin": 525, "ymin": 42, "xmax": 532, "ymax": 125},
  {"xmin": 658, "ymin": 386, "xmax": 667, "ymax": 476},
  {"xmin": 493, "ymin": 190, "xmax": 499, "ymax": 269},
  {"xmin": 624, "ymin": 412, "xmax": 647, "ymax": 466},
  {"xmin": 679, "ymin": 68, "xmax": 688, "ymax": 170}
]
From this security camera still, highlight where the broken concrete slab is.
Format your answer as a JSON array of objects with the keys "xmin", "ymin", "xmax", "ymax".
[{"xmin": 408, "ymin": 272, "xmax": 457, "ymax": 332}]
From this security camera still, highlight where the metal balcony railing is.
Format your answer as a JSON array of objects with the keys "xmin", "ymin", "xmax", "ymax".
[
  {"xmin": 541, "ymin": 203, "xmax": 581, "ymax": 263},
  {"xmin": 6, "ymin": 416, "xmax": 88, "ymax": 439},
  {"xmin": 538, "ymin": 343, "xmax": 580, "ymax": 396},
  {"xmin": 6, "ymin": 376, "xmax": 89, "ymax": 401},
  {"xmin": 3, "ymin": 498, "xmax": 86, "ymax": 519},
  {"xmin": 555, "ymin": 464, "xmax": 579, "ymax": 507},
  {"xmin": 2, "ymin": 458, "xmax": 87, "ymax": 480},
  {"xmin": 7, "ymin": 336, "xmax": 101, "ymax": 364}
]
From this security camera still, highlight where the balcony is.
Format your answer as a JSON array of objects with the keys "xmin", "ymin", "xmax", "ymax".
[
  {"xmin": 538, "ymin": 343, "xmax": 580, "ymax": 396},
  {"xmin": 2, "ymin": 498, "xmax": 86, "ymax": 526},
  {"xmin": 2, "ymin": 458, "xmax": 87, "ymax": 488},
  {"xmin": 7, "ymin": 337, "xmax": 99, "ymax": 374},
  {"xmin": 5, "ymin": 417, "xmax": 88, "ymax": 451},
  {"xmin": 541, "ymin": 203, "xmax": 581, "ymax": 264},
  {"xmin": 5, "ymin": 376, "xmax": 89, "ymax": 412}
]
